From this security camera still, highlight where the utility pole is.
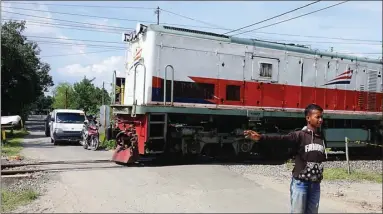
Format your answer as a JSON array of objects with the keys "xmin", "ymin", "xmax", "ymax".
[
  {"xmin": 65, "ymin": 88, "xmax": 68, "ymax": 109},
  {"xmin": 155, "ymin": 6, "xmax": 160, "ymax": 25},
  {"xmin": 102, "ymin": 81, "xmax": 107, "ymax": 135},
  {"xmin": 102, "ymin": 81, "xmax": 105, "ymax": 105},
  {"xmin": 112, "ymin": 70, "xmax": 116, "ymax": 105}
]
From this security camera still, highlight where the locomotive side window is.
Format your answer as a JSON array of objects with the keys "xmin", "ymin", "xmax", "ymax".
[
  {"xmin": 226, "ymin": 85, "xmax": 240, "ymax": 101},
  {"xmin": 168, "ymin": 80, "xmax": 215, "ymax": 100},
  {"xmin": 259, "ymin": 63, "xmax": 272, "ymax": 78}
]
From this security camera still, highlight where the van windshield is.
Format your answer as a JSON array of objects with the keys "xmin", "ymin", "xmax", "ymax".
[{"xmin": 56, "ymin": 113, "xmax": 84, "ymax": 124}]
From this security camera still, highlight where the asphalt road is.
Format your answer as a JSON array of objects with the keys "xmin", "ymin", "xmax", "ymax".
[{"xmin": 17, "ymin": 115, "xmax": 345, "ymax": 213}]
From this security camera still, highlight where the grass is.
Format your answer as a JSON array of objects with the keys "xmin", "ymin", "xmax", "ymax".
[
  {"xmin": 324, "ymin": 168, "xmax": 382, "ymax": 183},
  {"xmin": 284, "ymin": 159, "xmax": 381, "ymax": 183},
  {"xmin": 1, "ymin": 129, "xmax": 29, "ymax": 157},
  {"xmin": 285, "ymin": 159, "xmax": 294, "ymax": 170},
  {"xmin": 1, "ymin": 189, "xmax": 39, "ymax": 212},
  {"xmin": 98, "ymin": 132, "xmax": 116, "ymax": 150},
  {"xmin": 1, "ymin": 129, "xmax": 39, "ymax": 212}
]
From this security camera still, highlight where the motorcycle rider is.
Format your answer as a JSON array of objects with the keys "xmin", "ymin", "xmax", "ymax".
[
  {"xmin": 84, "ymin": 114, "xmax": 98, "ymax": 129},
  {"xmin": 82, "ymin": 114, "xmax": 100, "ymax": 150},
  {"xmin": 82, "ymin": 115, "xmax": 97, "ymax": 141}
]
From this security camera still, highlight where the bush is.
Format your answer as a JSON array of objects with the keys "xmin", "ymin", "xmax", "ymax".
[{"xmin": 98, "ymin": 132, "xmax": 116, "ymax": 150}]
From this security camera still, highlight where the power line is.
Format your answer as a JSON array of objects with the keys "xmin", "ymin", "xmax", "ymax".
[
  {"xmin": 252, "ymin": 37, "xmax": 381, "ymax": 45},
  {"xmin": 25, "ymin": 38, "xmax": 381, "ymax": 58},
  {"xmin": 250, "ymin": 31, "xmax": 382, "ymax": 43},
  {"xmin": 30, "ymin": 34, "xmax": 381, "ymax": 46},
  {"xmin": 3, "ymin": 6, "xmax": 227, "ymax": 31},
  {"xmin": 147, "ymin": 8, "xmax": 382, "ymax": 43},
  {"xmin": 6, "ymin": 1, "xmax": 156, "ymax": 10},
  {"xmin": 30, "ymin": 40, "xmax": 125, "ymax": 49},
  {"xmin": 2, "ymin": 18, "xmax": 127, "ymax": 34},
  {"xmin": 159, "ymin": 8, "xmax": 225, "ymax": 29},
  {"xmin": 5, "ymin": 20, "xmax": 380, "ymax": 48},
  {"xmin": 224, "ymin": 1, "xmax": 321, "ymax": 35},
  {"xmin": 3, "ymin": 7, "xmax": 380, "ymax": 47},
  {"xmin": 2, "ymin": 6, "xmax": 156, "ymax": 24},
  {"xmin": 27, "ymin": 35, "xmax": 125, "ymax": 44},
  {"xmin": 31, "ymin": 38, "xmax": 381, "ymax": 55},
  {"xmin": 4, "ymin": 2, "xmax": 380, "ymax": 44},
  {"xmin": 5, "ymin": 19, "xmax": 380, "ymax": 48},
  {"xmin": 4, "ymin": 1, "xmax": 253, "ymax": 31},
  {"xmin": 40, "ymin": 49, "xmax": 125, "ymax": 57},
  {"xmin": 3, "ymin": 14, "xmax": 382, "ymax": 43},
  {"xmin": 2, "ymin": 11, "xmax": 131, "ymax": 30},
  {"xmin": 232, "ymin": 1, "xmax": 349, "ymax": 36}
]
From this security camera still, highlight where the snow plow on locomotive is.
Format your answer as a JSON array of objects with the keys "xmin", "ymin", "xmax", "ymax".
[{"xmin": 110, "ymin": 23, "xmax": 383, "ymax": 164}]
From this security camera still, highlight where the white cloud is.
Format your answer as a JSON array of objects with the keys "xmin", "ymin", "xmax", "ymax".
[
  {"xmin": 83, "ymin": 18, "xmax": 118, "ymax": 33},
  {"xmin": 1, "ymin": 1, "xmax": 58, "ymax": 35},
  {"xmin": 1, "ymin": 1, "xmax": 91, "ymax": 58},
  {"xmin": 55, "ymin": 35, "xmax": 89, "ymax": 58},
  {"xmin": 57, "ymin": 56, "xmax": 126, "ymax": 92}
]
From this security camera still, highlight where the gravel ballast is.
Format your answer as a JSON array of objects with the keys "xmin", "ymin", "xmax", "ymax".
[{"xmin": 226, "ymin": 160, "xmax": 383, "ymax": 213}]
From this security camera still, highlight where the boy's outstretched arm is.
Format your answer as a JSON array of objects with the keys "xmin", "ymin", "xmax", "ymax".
[{"xmin": 244, "ymin": 130, "xmax": 299, "ymax": 143}]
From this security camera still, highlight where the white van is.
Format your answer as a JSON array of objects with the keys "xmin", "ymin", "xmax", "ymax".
[{"xmin": 49, "ymin": 109, "xmax": 86, "ymax": 145}]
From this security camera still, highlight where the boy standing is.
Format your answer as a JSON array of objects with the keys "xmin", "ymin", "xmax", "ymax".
[{"xmin": 244, "ymin": 104, "xmax": 328, "ymax": 214}]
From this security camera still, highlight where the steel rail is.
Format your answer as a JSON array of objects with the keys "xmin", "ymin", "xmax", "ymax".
[
  {"xmin": 1, "ymin": 165, "xmax": 124, "ymax": 176},
  {"xmin": 1, "ymin": 159, "xmax": 113, "ymax": 169}
]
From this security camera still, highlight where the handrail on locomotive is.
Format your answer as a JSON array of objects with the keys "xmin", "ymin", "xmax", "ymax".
[
  {"xmin": 164, "ymin": 64, "xmax": 175, "ymax": 106},
  {"xmin": 132, "ymin": 62, "xmax": 146, "ymax": 117}
]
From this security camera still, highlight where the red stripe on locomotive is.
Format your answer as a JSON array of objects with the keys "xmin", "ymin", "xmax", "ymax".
[{"xmin": 152, "ymin": 76, "xmax": 383, "ymax": 112}]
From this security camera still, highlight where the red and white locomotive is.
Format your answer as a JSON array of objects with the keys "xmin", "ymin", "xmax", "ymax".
[{"xmin": 111, "ymin": 23, "xmax": 383, "ymax": 164}]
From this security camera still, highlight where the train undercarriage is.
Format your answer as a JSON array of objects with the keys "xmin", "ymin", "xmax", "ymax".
[{"xmin": 110, "ymin": 105, "xmax": 383, "ymax": 164}]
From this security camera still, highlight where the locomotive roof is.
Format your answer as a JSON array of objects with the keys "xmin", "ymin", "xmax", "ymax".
[{"xmin": 148, "ymin": 24, "xmax": 382, "ymax": 65}]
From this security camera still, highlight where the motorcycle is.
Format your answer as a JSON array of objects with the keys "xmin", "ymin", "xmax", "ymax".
[{"xmin": 81, "ymin": 119, "xmax": 100, "ymax": 151}]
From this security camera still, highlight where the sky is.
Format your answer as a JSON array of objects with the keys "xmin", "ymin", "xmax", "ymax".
[{"xmin": 1, "ymin": 1, "xmax": 382, "ymax": 95}]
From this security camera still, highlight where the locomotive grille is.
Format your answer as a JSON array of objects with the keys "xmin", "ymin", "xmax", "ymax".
[
  {"xmin": 367, "ymin": 69, "xmax": 378, "ymax": 111},
  {"xmin": 358, "ymin": 85, "xmax": 365, "ymax": 109}
]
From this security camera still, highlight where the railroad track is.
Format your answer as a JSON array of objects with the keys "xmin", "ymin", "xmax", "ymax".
[
  {"xmin": 1, "ymin": 153, "xmax": 380, "ymax": 176},
  {"xmin": 1, "ymin": 159, "xmax": 119, "ymax": 176}
]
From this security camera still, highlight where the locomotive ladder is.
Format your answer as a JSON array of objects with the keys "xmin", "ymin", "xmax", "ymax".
[{"xmin": 147, "ymin": 113, "xmax": 168, "ymax": 154}]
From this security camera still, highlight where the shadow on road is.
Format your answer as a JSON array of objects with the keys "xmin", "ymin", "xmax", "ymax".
[
  {"xmin": 25, "ymin": 126, "xmax": 45, "ymax": 132},
  {"xmin": 113, "ymin": 155, "xmax": 290, "ymax": 169},
  {"xmin": 25, "ymin": 121, "xmax": 45, "ymax": 126},
  {"xmin": 22, "ymin": 142, "xmax": 82, "ymax": 148},
  {"xmin": 24, "ymin": 133, "xmax": 47, "ymax": 139},
  {"xmin": 42, "ymin": 165, "xmax": 126, "ymax": 173}
]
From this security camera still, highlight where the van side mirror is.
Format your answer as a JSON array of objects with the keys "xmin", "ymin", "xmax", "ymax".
[
  {"xmin": 84, "ymin": 120, "xmax": 88, "ymax": 125},
  {"xmin": 51, "ymin": 118, "xmax": 54, "ymax": 122}
]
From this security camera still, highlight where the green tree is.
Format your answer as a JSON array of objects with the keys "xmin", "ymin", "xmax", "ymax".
[
  {"xmin": 30, "ymin": 94, "xmax": 54, "ymax": 114},
  {"xmin": 52, "ymin": 82, "xmax": 76, "ymax": 109},
  {"xmin": 1, "ymin": 20, "xmax": 54, "ymax": 119},
  {"xmin": 72, "ymin": 77, "xmax": 111, "ymax": 115},
  {"xmin": 51, "ymin": 77, "xmax": 111, "ymax": 115}
]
